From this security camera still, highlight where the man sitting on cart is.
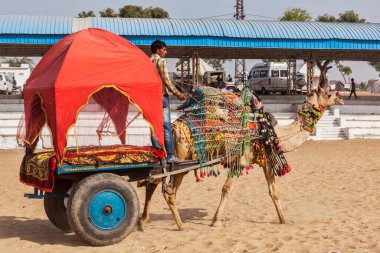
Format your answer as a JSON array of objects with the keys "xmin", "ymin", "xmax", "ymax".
[{"xmin": 150, "ymin": 40, "xmax": 186, "ymax": 163}]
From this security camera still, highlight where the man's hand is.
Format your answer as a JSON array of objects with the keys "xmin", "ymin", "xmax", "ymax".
[{"xmin": 177, "ymin": 93, "xmax": 186, "ymax": 101}]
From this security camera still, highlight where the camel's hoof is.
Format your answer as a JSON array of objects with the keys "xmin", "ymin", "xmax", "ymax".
[
  {"xmin": 211, "ymin": 220, "xmax": 223, "ymax": 227},
  {"xmin": 280, "ymin": 220, "xmax": 286, "ymax": 224}
]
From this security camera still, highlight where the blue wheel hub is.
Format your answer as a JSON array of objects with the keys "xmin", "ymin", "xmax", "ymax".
[{"xmin": 88, "ymin": 190, "xmax": 127, "ymax": 230}]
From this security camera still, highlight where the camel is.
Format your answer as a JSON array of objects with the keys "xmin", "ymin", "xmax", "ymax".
[{"xmin": 138, "ymin": 88, "xmax": 343, "ymax": 231}]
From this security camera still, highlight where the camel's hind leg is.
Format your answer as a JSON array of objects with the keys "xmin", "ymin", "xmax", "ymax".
[
  {"xmin": 211, "ymin": 177, "xmax": 236, "ymax": 227},
  {"xmin": 138, "ymin": 179, "xmax": 160, "ymax": 231},
  {"xmin": 263, "ymin": 165, "xmax": 286, "ymax": 223},
  {"xmin": 163, "ymin": 173, "xmax": 186, "ymax": 230}
]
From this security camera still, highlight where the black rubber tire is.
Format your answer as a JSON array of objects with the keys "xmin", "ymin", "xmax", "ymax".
[
  {"xmin": 67, "ymin": 173, "xmax": 139, "ymax": 246},
  {"xmin": 44, "ymin": 179, "xmax": 74, "ymax": 233}
]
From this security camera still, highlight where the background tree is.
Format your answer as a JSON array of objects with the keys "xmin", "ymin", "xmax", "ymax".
[
  {"xmin": 280, "ymin": 8, "xmax": 312, "ymax": 21},
  {"xmin": 204, "ymin": 59, "xmax": 230, "ymax": 71},
  {"xmin": 118, "ymin": 5, "xmax": 169, "ymax": 18},
  {"xmin": 143, "ymin": 7, "xmax": 169, "ymax": 18},
  {"xmin": 314, "ymin": 10, "xmax": 366, "ymax": 87},
  {"xmin": 316, "ymin": 14, "xmax": 337, "ymax": 22},
  {"xmin": 369, "ymin": 62, "xmax": 380, "ymax": 74},
  {"xmin": 316, "ymin": 60, "xmax": 333, "ymax": 87},
  {"xmin": 336, "ymin": 62, "xmax": 352, "ymax": 83},
  {"xmin": 359, "ymin": 81, "xmax": 367, "ymax": 91},
  {"xmin": 2, "ymin": 57, "xmax": 34, "ymax": 67},
  {"xmin": 338, "ymin": 10, "xmax": 366, "ymax": 23},
  {"xmin": 77, "ymin": 10, "xmax": 96, "ymax": 18},
  {"xmin": 99, "ymin": 8, "xmax": 118, "ymax": 18},
  {"xmin": 119, "ymin": 5, "xmax": 145, "ymax": 18}
]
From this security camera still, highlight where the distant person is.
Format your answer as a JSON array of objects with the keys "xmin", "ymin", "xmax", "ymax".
[
  {"xmin": 12, "ymin": 77, "xmax": 17, "ymax": 86},
  {"xmin": 227, "ymin": 74, "xmax": 233, "ymax": 82},
  {"xmin": 348, "ymin": 78, "xmax": 357, "ymax": 99},
  {"xmin": 216, "ymin": 75, "xmax": 224, "ymax": 88}
]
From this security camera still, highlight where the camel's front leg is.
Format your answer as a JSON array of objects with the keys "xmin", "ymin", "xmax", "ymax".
[
  {"xmin": 163, "ymin": 173, "xmax": 186, "ymax": 230},
  {"xmin": 211, "ymin": 177, "xmax": 236, "ymax": 227},
  {"xmin": 263, "ymin": 165, "xmax": 286, "ymax": 223},
  {"xmin": 138, "ymin": 179, "xmax": 160, "ymax": 231}
]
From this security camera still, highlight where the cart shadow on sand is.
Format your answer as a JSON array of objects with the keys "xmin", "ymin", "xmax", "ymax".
[
  {"xmin": 0, "ymin": 207, "xmax": 208, "ymax": 245},
  {"xmin": 0, "ymin": 216, "xmax": 85, "ymax": 246}
]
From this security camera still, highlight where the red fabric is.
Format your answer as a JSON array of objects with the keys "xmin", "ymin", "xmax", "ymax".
[
  {"xmin": 93, "ymin": 88, "xmax": 129, "ymax": 144},
  {"xmin": 23, "ymin": 28, "xmax": 164, "ymax": 162}
]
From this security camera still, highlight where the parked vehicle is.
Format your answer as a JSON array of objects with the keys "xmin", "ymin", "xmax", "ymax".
[
  {"xmin": 203, "ymin": 71, "xmax": 226, "ymax": 88},
  {"xmin": 0, "ymin": 73, "xmax": 13, "ymax": 95},
  {"xmin": 247, "ymin": 62, "xmax": 306, "ymax": 94}
]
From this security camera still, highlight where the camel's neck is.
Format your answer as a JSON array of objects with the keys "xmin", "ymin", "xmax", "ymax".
[{"xmin": 274, "ymin": 101, "xmax": 325, "ymax": 153}]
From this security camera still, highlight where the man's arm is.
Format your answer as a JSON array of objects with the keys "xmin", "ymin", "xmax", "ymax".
[{"xmin": 158, "ymin": 59, "xmax": 185, "ymax": 100}]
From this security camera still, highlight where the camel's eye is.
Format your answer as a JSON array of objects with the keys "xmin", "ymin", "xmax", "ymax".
[{"xmin": 327, "ymin": 94, "xmax": 332, "ymax": 98}]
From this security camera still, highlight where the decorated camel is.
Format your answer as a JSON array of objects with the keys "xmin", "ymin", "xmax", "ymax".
[{"xmin": 138, "ymin": 87, "xmax": 343, "ymax": 231}]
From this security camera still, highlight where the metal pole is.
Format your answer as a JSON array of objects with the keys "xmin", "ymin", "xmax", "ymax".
[
  {"xmin": 234, "ymin": 0, "xmax": 246, "ymax": 86},
  {"xmin": 180, "ymin": 56, "xmax": 190, "ymax": 92},
  {"xmin": 307, "ymin": 53, "xmax": 315, "ymax": 94},
  {"xmin": 192, "ymin": 50, "xmax": 199, "ymax": 91},
  {"xmin": 287, "ymin": 59, "xmax": 296, "ymax": 94}
]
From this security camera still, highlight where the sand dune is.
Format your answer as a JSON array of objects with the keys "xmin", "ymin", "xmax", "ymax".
[{"xmin": 0, "ymin": 140, "xmax": 379, "ymax": 252}]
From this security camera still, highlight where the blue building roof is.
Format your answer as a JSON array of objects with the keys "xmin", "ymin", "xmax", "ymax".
[
  {"xmin": 91, "ymin": 18, "xmax": 380, "ymax": 41},
  {"xmin": 0, "ymin": 15, "xmax": 379, "ymax": 60}
]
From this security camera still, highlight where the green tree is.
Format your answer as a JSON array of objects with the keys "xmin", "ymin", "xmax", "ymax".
[
  {"xmin": 336, "ymin": 62, "xmax": 352, "ymax": 83},
  {"xmin": 316, "ymin": 60, "xmax": 333, "ymax": 87},
  {"xmin": 119, "ymin": 5, "xmax": 145, "ymax": 18},
  {"xmin": 280, "ymin": 8, "xmax": 312, "ymax": 21},
  {"xmin": 2, "ymin": 57, "xmax": 34, "ymax": 67},
  {"xmin": 204, "ymin": 59, "xmax": 231, "ymax": 71},
  {"xmin": 143, "ymin": 7, "xmax": 169, "ymax": 18},
  {"xmin": 118, "ymin": 5, "xmax": 169, "ymax": 18},
  {"xmin": 316, "ymin": 14, "xmax": 337, "ymax": 22},
  {"xmin": 359, "ymin": 81, "xmax": 367, "ymax": 91},
  {"xmin": 313, "ymin": 11, "xmax": 366, "ymax": 87},
  {"xmin": 338, "ymin": 10, "xmax": 366, "ymax": 23},
  {"xmin": 77, "ymin": 10, "xmax": 96, "ymax": 18},
  {"xmin": 316, "ymin": 10, "xmax": 365, "ymax": 23},
  {"xmin": 99, "ymin": 8, "xmax": 118, "ymax": 18},
  {"xmin": 369, "ymin": 62, "xmax": 380, "ymax": 73}
]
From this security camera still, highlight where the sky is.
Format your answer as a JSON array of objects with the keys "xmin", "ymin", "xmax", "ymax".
[{"xmin": 0, "ymin": 0, "xmax": 379, "ymax": 82}]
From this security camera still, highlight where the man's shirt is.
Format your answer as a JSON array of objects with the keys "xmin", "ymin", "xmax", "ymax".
[{"xmin": 151, "ymin": 54, "xmax": 180, "ymax": 96}]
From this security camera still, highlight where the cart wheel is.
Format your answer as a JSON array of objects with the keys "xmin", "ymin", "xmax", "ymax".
[
  {"xmin": 67, "ymin": 173, "xmax": 139, "ymax": 246},
  {"xmin": 44, "ymin": 179, "xmax": 74, "ymax": 233}
]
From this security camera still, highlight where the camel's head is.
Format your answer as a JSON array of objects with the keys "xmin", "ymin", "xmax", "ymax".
[{"xmin": 307, "ymin": 87, "xmax": 344, "ymax": 109}]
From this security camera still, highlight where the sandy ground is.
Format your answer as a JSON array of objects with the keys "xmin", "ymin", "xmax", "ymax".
[{"xmin": 0, "ymin": 140, "xmax": 379, "ymax": 253}]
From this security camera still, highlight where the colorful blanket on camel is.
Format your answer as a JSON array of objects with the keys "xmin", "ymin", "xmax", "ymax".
[
  {"xmin": 20, "ymin": 145, "xmax": 163, "ymax": 192},
  {"xmin": 174, "ymin": 86, "xmax": 291, "ymax": 178}
]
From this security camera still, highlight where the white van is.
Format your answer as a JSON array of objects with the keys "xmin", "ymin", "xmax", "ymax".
[
  {"xmin": 247, "ymin": 62, "xmax": 306, "ymax": 94},
  {"xmin": 0, "ymin": 73, "xmax": 13, "ymax": 95}
]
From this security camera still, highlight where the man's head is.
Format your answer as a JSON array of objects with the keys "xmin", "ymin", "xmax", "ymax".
[
  {"xmin": 351, "ymin": 78, "xmax": 354, "ymax": 82},
  {"xmin": 151, "ymin": 40, "xmax": 167, "ymax": 58}
]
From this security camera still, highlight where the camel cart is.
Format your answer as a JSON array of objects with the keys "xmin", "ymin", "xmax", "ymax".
[{"xmin": 17, "ymin": 28, "xmax": 223, "ymax": 246}]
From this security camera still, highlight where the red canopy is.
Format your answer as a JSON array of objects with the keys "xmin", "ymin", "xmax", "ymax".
[{"xmin": 22, "ymin": 28, "xmax": 164, "ymax": 162}]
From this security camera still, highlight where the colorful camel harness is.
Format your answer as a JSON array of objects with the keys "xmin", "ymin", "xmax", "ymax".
[
  {"xmin": 297, "ymin": 102, "xmax": 325, "ymax": 133},
  {"xmin": 174, "ymin": 87, "xmax": 291, "ymax": 178}
]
